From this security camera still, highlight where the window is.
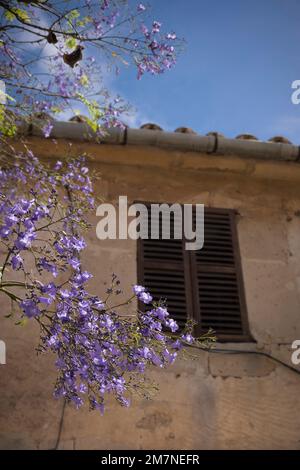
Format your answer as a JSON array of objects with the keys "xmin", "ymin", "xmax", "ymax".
[{"xmin": 137, "ymin": 205, "xmax": 251, "ymax": 342}]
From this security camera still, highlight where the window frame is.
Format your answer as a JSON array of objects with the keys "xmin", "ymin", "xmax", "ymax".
[{"xmin": 137, "ymin": 203, "xmax": 253, "ymax": 343}]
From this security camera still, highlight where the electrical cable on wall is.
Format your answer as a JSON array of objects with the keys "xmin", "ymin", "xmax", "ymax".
[{"xmin": 192, "ymin": 346, "xmax": 300, "ymax": 376}]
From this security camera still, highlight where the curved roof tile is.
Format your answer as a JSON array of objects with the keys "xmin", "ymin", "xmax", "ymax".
[
  {"xmin": 268, "ymin": 136, "xmax": 292, "ymax": 144},
  {"xmin": 174, "ymin": 126, "xmax": 197, "ymax": 134},
  {"xmin": 235, "ymin": 134, "xmax": 259, "ymax": 141},
  {"xmin": 140, "ymin": 123, "xmax": 163, "ymax": 131}
]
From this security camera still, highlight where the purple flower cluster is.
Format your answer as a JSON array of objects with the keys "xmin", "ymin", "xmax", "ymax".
[
  {"xmin": 0, "ymin": 150, "xmax": 199, "ymax": 413},
  {"xmin": 46, "ymin": 284, "xmax": 186, "ymax": 411},
  {"xmin": 135, "ymin": 19, "xmax": 178, "ymax": 80},
  {"xmin": 0, "ymin": 1, "xmax": 215, "ymax": 413},
  {"xmin": 133, "ymin": 284, "xmax": 153, "ymax": 304}
]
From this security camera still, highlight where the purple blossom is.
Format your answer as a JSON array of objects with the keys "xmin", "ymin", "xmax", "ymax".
[
  {"xmin": 166, "ymin": 32, "xmax": 177, "ymax": 40},
  {"xmin": 73, "ymin": 271, "xmax": 93, "ymax": 286},
  {"xmin": 139, "ymin": 346, "xmax": 151, "ymax": 359},
  {"xmin": 41, "ymin": 282, "xmax": 57, "ymax": 297},
  {"xmin": 11, "ymin": 254, "xmax": 23, "ymax": 270},
  {"xmin": 15, "ymin": 231, "xmax": 36, "ymax": 250},
  {"xmin": 69, "ymin": 258, "xmax": 81, "ymax": 270},
  {"xmin": 56, "ymin": 306, "xmax": 70, "ymax": 322},
  {"xmin": 165, "ymin": 318, "xmax": 179, "ymax": 333},
  {"xmin": 162, "ymin": 348, "xmax": 177, "ymax": 364},
  {"xmin": 78, "ymin": 300, "xmax": 91, "ymax": 318},
  {"xmin": 94, "ymin": 299, "xmax": 105, "ymax": 310},
  {"xmin": 141, "ymin": 24, "xmax": 149, "ymax": 36},
  {"xmin": 153, "ymin": 306, "xmax": 169, "ymax": 321},
  {"xmin": 171, "ymin": 339, "xmax": 183, "ymax": 351},
  {"xmin": 38, "ymin": 258, "xmax": 59, "ymax": 277},
  {"xmin": 133, "ymin": 285, "xmax": 153, "ymax": 304},
  {"xmin": 20, "ymin": 299, "xmax": 41, "ymax": 318},
  {"xmin": 133, "ymin": 285, "xmax": 144, "ymax": 295},
  {"xmin": 47, "ymin": 335, "xmax": 59, "ymax": 348},
  {"xmin": 79, "ymin": 383, "xmax": 88, "ymax": 394},
  {"xmin": 0, "ymin": 226, "xmax": 10, "ymax": 238},
  {"xmin": 59, "ymin": 289, "xmax": 71, "ymax": 299},
  {"xmin": 181, "ymin": 333, "xmax": 194, "ymax": 344},
  {"xmin": 152, "ymin": 21, "xmax": 162, "ymax": 33},
  {"xmin": 54, "ymin": 161, "xmax": 63, "ymax": 171},
  {"xmin": 5, "ymin": 213, "xmax": 18, "ymax": 227},
  {"xmin": 23, "ymin": 218, "xmax": 34, "ymax": 231},
  {"xmin": 38, "ymin": 296, "xmax": 53, "ymax": 305},
  {"xmin": 139, "ymin": 291, "xmax": 153, "ymax": 304}
]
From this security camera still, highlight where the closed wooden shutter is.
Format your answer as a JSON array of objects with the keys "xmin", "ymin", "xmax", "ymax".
[
  {"xmin": 137, "ymin": 204, "xmax": 251, "ymax": 341},
  {"xmin": 137, "ymin": 208, "xmax": 193, "ymax": 329},
  {"xmin": 190, "ymin": 208, "xmax": 251, "ymax": 341}
]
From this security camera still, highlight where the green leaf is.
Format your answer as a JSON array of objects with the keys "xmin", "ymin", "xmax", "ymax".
[
  {"xmin": 50, "ymin": 106, "xmax": 61, "ymax": 114},
  {"xmin": 67, "ymin": 9, "xmax": 80, "ymax": 21},
  {"xmin": 0, "ymin": 106, "xmax": 17, "ymax": 137},
  {"xmin": 4, "ymin": 11, "xmax": 16, "ymax": 22},
  {"xmin": 5, "ymin": 8, "xmax": 30, "ymax": 23},
  {"xmin": 0, "ymin": 90, "xmax": 15, "ymax": 102},
  {"xmin": 76, "ymin": 15, "xmax": 92, "ymax": 27},
  {"xmin": 65, "ymin": 37, "xmax": 77, "ymax": 49},
  {"xmin": 80, "ymin": 74, "xmax": 89, "ymax": 87},
  {"xmin": 85, "ymin": 118, "xmax": 98, "ymax": 133},
  {"xmin": 14, "ymin": 8, "xmax": 30, "ymax": 22}
]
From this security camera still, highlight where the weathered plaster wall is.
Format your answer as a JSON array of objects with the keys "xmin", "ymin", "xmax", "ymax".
[{"xmin": 1, "ymin": 140, "xmax": 300, "ymax": 449}]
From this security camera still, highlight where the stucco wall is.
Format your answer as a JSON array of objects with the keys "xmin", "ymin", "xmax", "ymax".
[{"xmin": 1, "ymin": 139, "xmax": 300, "ymax": 449}]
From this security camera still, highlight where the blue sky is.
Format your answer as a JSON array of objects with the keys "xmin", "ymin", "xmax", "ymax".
[{"xmin": 113, "ymin": 0, "xmax": 300, "ymax": 143}]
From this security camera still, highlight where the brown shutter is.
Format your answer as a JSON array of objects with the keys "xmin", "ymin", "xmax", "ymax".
[
  {"xmin": 137, "ymin": 206, "xmax": 193, "ymax": 329},
  {"xmin": 137, "ymin": 204, "xmax": 251, "ymax": 342},
  {"xmin": 190, "ymin": 208, "xmax": 251, "ymax": 341}
]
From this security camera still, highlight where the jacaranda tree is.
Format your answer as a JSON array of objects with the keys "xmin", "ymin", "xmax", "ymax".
[{"xmin": 0, "ymin": 0, "xmax": 214, "ymax": 413}]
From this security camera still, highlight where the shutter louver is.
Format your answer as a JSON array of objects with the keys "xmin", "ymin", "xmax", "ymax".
[
  {"xmin": 143, "ymin": 267, "xmax": 187, "ymax": 328},
  {"xmin": 195, "ymin": 211, "xmax": 235, "ymax": 265}
]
